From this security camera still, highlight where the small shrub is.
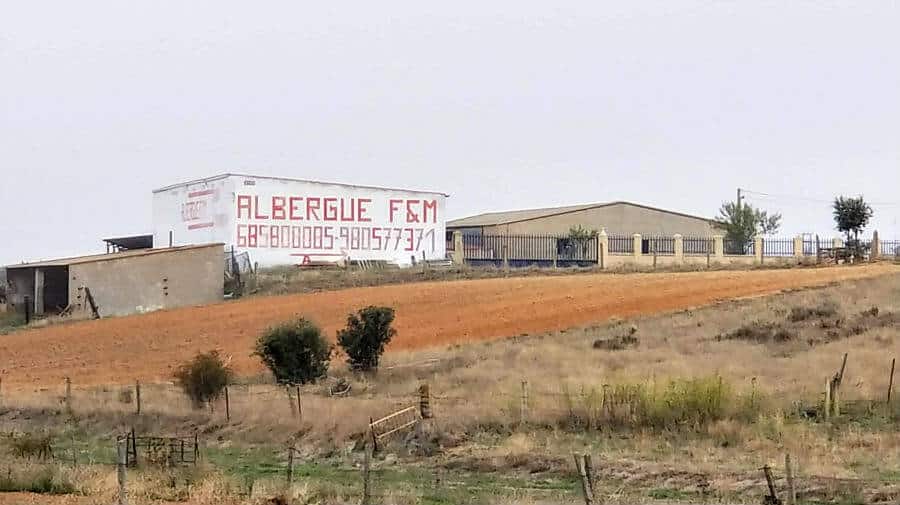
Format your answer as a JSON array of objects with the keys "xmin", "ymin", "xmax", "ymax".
[
  {"xmin": 0, "ymin": 465, "xmax": 75, "ymax": 494},
  {"xmin": 118, "ymin": 388, "xmax": 133, "ymax": 404},
  {"xmin": 719, "ymin": 321, "xmax": 793, "ymax": 343},
  {"xmin": 7, "ymin": 433, "xmax": 54, "ymax": 459},
  {"xmin": 788, "ymin": 300, "xmax": 839, "ymax": 322},
  {"xmin": 174, "ymin": 351, "xmax": 233, "ymax": 408},
  {"xmin": 255, "ymin": 318, "xmax": 332, "ymax": 385},
  {"xmin": 337, "ymin": 306, "xmax": 397, "ymax": 372}
]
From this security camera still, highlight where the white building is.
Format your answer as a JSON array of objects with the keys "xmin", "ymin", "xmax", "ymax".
[{"xmin": 152, "ymin": 174, "xmax": 448, "ymax": 267}]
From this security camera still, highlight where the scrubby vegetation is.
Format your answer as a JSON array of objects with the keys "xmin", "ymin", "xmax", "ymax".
[
  {"xmin": 174, "ymin": 350, "xmax": 234, "ymax": 408},
  {"xmin": 337, "ymin": 305, "xmax": 397, "ymax": 372},
  {"xmin": 254, "ymin": 318, "xmax": 332, "ymax": 384}
]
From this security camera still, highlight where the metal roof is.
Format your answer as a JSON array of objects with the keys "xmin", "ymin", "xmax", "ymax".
[
  {"xmin": 6, "ymin": 243, "xmax": 224, "ymax": 270},
  {"xmin": 447, "ymin": 201, "xmax": 713, "ymax": 228},
  {"xmin": 153, "ymin": 173, "xmax": 450, "ymax": 197},
  {"xmin": 103, "ymin": 234, "xmax": 154, "ymax": 251}
]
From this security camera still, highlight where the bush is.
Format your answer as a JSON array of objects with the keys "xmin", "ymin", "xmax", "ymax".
[
  {"xmin": 788, "ymin": 300, "xmax": 838, "ymax": 322},
  {"xmin": 254, "ymin": 318, "xmax": 332, "ymax": 385},
  {"xmin": 0, "ymin": 465, "xmax": 76, "ymax": 494},
  {"xmin": 7, "ymin": 432, "xmax": 54, "ymax": 459},
  {"xmin": 174, "ymin": 351, "xmax": 233, "ymax": 408},
  {"xmin": 337, "ymin": 306, "xmax": 397, "ymax": 372}
]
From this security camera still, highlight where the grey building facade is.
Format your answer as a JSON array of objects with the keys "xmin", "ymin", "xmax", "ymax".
[{"xmin": 5, "ymin": 243, "xmax": 224, "ymax": 319}]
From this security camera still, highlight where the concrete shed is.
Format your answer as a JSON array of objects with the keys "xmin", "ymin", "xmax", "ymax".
[
  {"xmin": 448, "ymin": 201, "xmax": 716, "ymax": 237},
  {"xmin": 5, "ymin": 243, "xmax": 224, "ymax": 319}
]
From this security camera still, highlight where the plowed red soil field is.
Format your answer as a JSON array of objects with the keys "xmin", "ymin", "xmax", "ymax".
[{"xmin": 1, "ymin": 264, "xmax": 896, "ymax": 388}]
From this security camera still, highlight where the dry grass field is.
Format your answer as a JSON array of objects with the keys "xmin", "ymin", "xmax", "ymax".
[
  {"xmin": 1, "ymin": 267, "xmax": 899, "ymax": 504},
  {"xmin": 1, "ymin": 263, "xmax": 894, "ymax": 388}
]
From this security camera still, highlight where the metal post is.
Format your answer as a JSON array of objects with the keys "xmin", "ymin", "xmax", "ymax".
[
  {"xmin": 117, "ymin": 436, "xmax": 128, "ymax": 505},
  {"xmin": 888, "ymin": 358, "xmax": 895, "ymax": 403},
  {"xmin": 296, "ymin": 385, "xmax": 302, "ymax": 421},
  {"xmin": 130, "ymin": 427, "xmax": 137, "ymax": 467},
  {"xmin": 225, "ymin": 386, "xmax": 231, "ymax": 421},
  {"xmin": 135, "ymin": 381, "xmax": 141, "ymax": 415}
]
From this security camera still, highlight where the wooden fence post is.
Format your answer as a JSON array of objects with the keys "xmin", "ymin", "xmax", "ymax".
[
  {"xmin": 362, "ymin": 445, "xmax": 372, "ymax": 505},
  {"xmin": 824, "ymin": 380, "xmax": 832, "ymax": 422},
  {"xmin": 833, "ymin": 380, "xmax": 841, "ymax": 417},
  {"xmin": 888, "ymin": 358, "xmax": 895, "ymax": 404},
  {"xmin": 584, "ymin": 454, "xmax": 597, "ymax": 502},
  {"xmin": 289, "ymin": 388, "xmax": 298, "ymax": 418},
  {"xmin": 225, "ymin": 386, "xmax": 231, "ymax": 421},
  {"xmin": 193, "ymin": 432, "xmax": 200, "ymax": 463},
  {"xmin": 117, "ymin": 436, "xmax": 128, "ymax": 505},
  {"xmin": 286, "ymin": 446, "xmax": 294, "ymax": 484},
  {"xmin": 369, "ymin": 417, "xmax": 378, "ymax": 453},
  {"xmin": 785, "ymin": 454, "xmax": 796, "ymax": 505},
  {"xmin": 135, "ymin": 381, "xmax": 141, "ymax": 415},
  {"xmin": 65, "ymin": 377, "xmax": 72, "ymax": 413},
  {"xmin": 419, "ymin": 384, "xmax": 432, "ymax": 419},
  {"xmin": 573, "ymin": 454, "xmax": 594, "ymax": 505},
  {"xmin": 761, "ymin": 465, "xmax": 780, "ymax": 505},
  {"xmin": 520, "ymin": 380, "xmax": 529, "ymax": 425}
]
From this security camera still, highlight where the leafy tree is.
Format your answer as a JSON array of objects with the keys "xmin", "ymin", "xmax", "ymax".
[
  {"xmin": 565, "ymin": 225, "xmax": 598, "ymax": 257},
  {"xmin": 174, "ymin": 350, "xmax": 234, "ymax": 408},
  {"xmin": 567, "ymin": 225, "xmax": 598, "ymax": 241},
  {"xmin": 832, "ymin": 196, "xmax": 873, "ymax": 243},
  {"xmin": 715, "ymin": 201, "xmax": 781, "ymax": 253},
  {"xmin": 337, "ymin": 306, "xmax": 397, "ymax": 372},
  {"xmin": 254, "ymin": 318, "xmax": 332, "ymax": 385}
]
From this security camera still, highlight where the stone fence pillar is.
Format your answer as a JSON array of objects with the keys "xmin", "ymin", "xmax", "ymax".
[
  {"xmin": 713, "ymin": 235, "xmax": 724, "ymax": 260},
  {"xmin": 451, "ymin": 231, "xmax": 465, "ymax": 265},
  {"xmin": 754, "ymin": 236, "xmax": 764, "ymax": 264},
  {"xmin": 673, "ymin": 234, "xmax": 684, "ymax": 263},
  {"xmin": 598, "ymin": 229, "xmax": 609, "ymax": 269},
  {"xmin": 633, "ymin": 234, "xmax": 642, "ymax": 259}
]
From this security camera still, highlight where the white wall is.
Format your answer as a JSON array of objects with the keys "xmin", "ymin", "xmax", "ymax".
[
  {"xmin": 153, "ymin": 176, "xmax": 234, "ymax": 249},
  {"xmin": 153, "ymin": 175, "xmax": 447, "ymax": 266}
]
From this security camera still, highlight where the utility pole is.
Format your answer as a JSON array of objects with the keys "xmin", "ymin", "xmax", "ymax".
[{"xmin": 737, "ymin": 187, "xmax": 743, "ymax": 212}]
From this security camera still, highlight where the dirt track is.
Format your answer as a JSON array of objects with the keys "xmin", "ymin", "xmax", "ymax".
[{"xmin": 1, "ymin": 264, "xmax": 896, "ymax": 388}]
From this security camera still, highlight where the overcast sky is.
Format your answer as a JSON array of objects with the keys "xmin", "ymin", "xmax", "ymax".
[{"xmin": 2, "ymin": 1, "xmax": 898, "ymax": 264}]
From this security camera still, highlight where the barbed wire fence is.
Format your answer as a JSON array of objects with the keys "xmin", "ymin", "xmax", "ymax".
[{"xmin": 1, "ymin": 354, "xmax": 898, "ymax": 504}]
